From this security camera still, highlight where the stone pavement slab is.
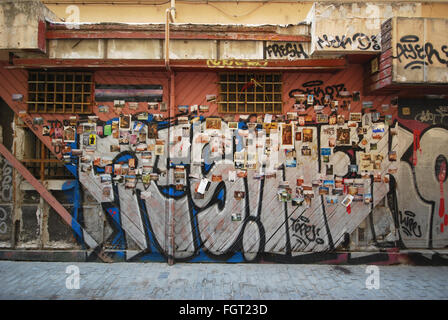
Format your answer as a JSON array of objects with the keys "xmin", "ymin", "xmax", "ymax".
[{"xmin": 0, "ymin": 261, "xmax": 447, "ymax": 300}]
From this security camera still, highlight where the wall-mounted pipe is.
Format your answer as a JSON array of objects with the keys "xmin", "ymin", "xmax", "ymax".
[
  {"xmin": 165, "ymin": 0, "xmax": 176, "ymax": 71},
  {"xmin": 165, "ymin": 0, "xmax": 176, "ymax": 265}
]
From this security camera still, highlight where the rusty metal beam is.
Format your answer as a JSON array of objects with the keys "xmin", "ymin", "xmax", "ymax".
[
  {"xmin": 0, "ymin": 142, "xmax": 111, "ymax": 261},
  {"xmin": 47, "ymin": 22, "xmax": 307, "ymax": 33},
  {"xmin": 8, "ymin": 58, "xmax": 346, "ymax": 70},
  {"xmin": 46, "ymin": 21, "xmax": 311, "ymax": 42},
  {"xmin": 46, "ymin": 30, "xmax": 311, "ymax": 42}
]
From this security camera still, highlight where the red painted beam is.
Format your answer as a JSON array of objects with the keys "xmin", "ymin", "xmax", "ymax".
[
  {"xmin": 369, "ymin": 76, "xmax": 393, "ymax": 92},
  {"xmin": 9, "ymin": 58, "xmax": 347, "ymax": 70},
  {"xmin": 38, "ymin": 20, "xmax": 47, "ymax": 53},
  {"xmin": 0, "ymin": 143, "xmax": 101, "ymax": 252},
  {"xmin": 46, "ymin": 30, "xmax": 311, "ymax": 42}
]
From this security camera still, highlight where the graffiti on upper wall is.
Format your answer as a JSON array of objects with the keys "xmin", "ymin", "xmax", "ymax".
[
  {"xmin": 316, "ymin": 33, "xmax": 381, "ymax": 51},
  {"xmin": 399, "ymin": 99, "xmax": 448, "ymax": 126},
  {"xmin": 265, "ymin": 43, "xmax": 309, "ymax": 59},
  {"xmin": 207, "ymin": 60, "xmax": 268, "ymax": 68},
  {"xmin": 288, "ymin": 80, "xmax": 348, "ymax": 106},
  {"xmin": 393, "ymin": 35, "xmax": 448, "ymax": 70}
]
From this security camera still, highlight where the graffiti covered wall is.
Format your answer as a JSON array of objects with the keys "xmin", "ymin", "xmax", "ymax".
[{"xmin": 1, "ymin": 63, "xmax": 447, "ymax": 263}]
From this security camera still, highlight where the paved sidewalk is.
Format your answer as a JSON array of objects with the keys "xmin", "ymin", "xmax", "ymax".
[{"xmin": 0, "ymin": 261, "xmax": 447, "ymax": 300}]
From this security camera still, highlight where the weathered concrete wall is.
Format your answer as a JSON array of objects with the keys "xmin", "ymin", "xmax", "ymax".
[
  {"xmin": 43, "ymin": 1, "xmax": 448, "ymax": 26},
  {"xmin": 308, "ymin": 2, "xmax": 423, "ymax": 55},
  {"xmin": 45, "ymin": 2, "xmax": 314, "ymax": 25},
  {"xmin": 47, "ymin": 37, "xmax": 311, "ymax": 60},
  {"xmin": 389, "ymin": 17, "xmax": 448, "ymax": 84},
  {"xmin": 0, "ymin": 0, "xmax": 59, "ymax": 51}
]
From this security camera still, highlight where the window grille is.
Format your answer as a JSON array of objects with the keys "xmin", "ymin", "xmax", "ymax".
[
  {"xmin": 218, "ymin": 72, "xmax": 283, "ymax": 114},
  {"xmin": 27, "ymin": 71, "xmax": 93, "ymax": 114}
]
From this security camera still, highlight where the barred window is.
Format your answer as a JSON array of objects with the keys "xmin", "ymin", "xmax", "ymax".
[
  {"xmin": 27, "ymin": 71, "xmax": 93, "ymax": 114},
  {"xmin": 218, "ymin": 72, "xmax": 283, "ymax": 114}
]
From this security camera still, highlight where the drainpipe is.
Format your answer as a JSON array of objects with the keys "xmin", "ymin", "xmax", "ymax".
[
  {"xmin": 166, "ymin": 72, "xmax": 176, "ymax": 266},
  {"xmin": 165, "ymin": 0, "xmax": 176, "ymax": 72},
  {"xmin": 165, "ymin": 0, "xmax": 176, "ymax": 265}
]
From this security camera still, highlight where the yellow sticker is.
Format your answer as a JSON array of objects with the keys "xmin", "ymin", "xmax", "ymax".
[
  {"xmin": 402, "ymin": 107, "xmax": 410, "ymax": 115},
  {"xmin": 89, "ymin": 134, "xmax": 96, "ymax": 145}
]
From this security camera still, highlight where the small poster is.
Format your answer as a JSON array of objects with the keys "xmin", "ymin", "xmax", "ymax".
[
  {"xmin": 206, "ymin": 118, "xmax": 222, "ymax": 130},
  {"xmin": 362, "ymin": 101, "xmax": 374, "ymax": 109},
  {"xmin": 119, "ymin": 114, "xmax": 131, "ymax": 130},
  {"xmin": 197, "ymin": 178, "xmax": 210, "ymax": 194},
  {"xmin": 329, "ymin": 115, "xmax": 337, "ymax": 125},
  {"xmin": 147, "ymin": 123, "xmax": 158, "ymax": 139},
  {"xmin": 321, "ymin": 148, "xmax": 331, "ymax": 156},
  {"xmin": 316, "ymin": 113, "xmax": 328, "ymax": 123},
  {"xmin": 234, "ymin": 191, "xmax": 245, "ymax": 200},
  {"xmin": 301, "ymin": 146, "xmax": 311, "ymax": 156},
  {"xmin": 231, "ymin": 213, "xmax": 242, "ymax": 221},
  {"xmin": 302, "ymin": 128, "xmax": 313, "ymax": 143},
  {"xmin": 206, "ymin": 94, "xmax": 217, "ymax": 102},
  {"xmin": 349, "ymin": 113, "xmax": 362, "ymax": 122},
  {"xmin": 128, "ymin": 102, "xmax": 139, "ymax": 110},
  {"xmin": 88, "ymin": 134, "xmax": 96, "ymax": 146},
  {"xmin": 281, "ymin": 123, "xmax": 294, "ymax": 148},
  {"xmin": 341, "ymin": 194, "xmax": 354, "ymax": 207},
  {"xmin": 264, "ymin": 114, "xmax": 272, "ymax": 123},
  {"xmin": 307, "ymin": 94, "xmax": 314, "ymax": 105},
  {"xmin": 155, "ymin": 143, "xmax": 164, "ymax": 156},
  {"xmin": 104, "ymin": 124, "xmax": 112, "ymax": 136},
  {"xmin": 63, "ymin": 126, "xmax": 76, "ymax": 143},
  {"xmin": 336, "ymin": 128, "xmax": 350, "ymax": 145}
]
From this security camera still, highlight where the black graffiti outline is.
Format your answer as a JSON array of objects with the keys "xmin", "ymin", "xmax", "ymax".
[
  {"xmin": 290, "ymin": 215, "xmax": 324, "ymax": 247},
  {"xmin": 316, "ymin": 33, "xmax": 381, "ymax": 51},
  {"xmin": 265, "ymin": 43, "xmax": 309, "ymax": 59},
  {"xmin": 289, "ymin": 80, "xmax": 347, "ymax": 107},
  {"xmin": 77, "ymin": 115, "xmax": 413, "ymax": 262},
  {"xmin": 399, "ymin": 210, "xmax": 423, "ymax": 238},
  {"xmin": 393, "ymin": 35, "xmax": 448, "ymax": 70},
  {"xmin": 397, "ymin": 122, "xmax": 448, "ymax": 248}
]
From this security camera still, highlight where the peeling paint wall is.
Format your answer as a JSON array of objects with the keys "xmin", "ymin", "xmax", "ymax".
[
  {"xmin": 45, "ymin": 2, "xmax": 313, "ymax": 25},
  {"xmin": 308, "ymin": 2, "xmax": 423, "ymax": 55},
  {"xmin": 0, "ymin": 0, "xmax": 59, "ymax": 51},
  {"xmin": 47, "ymin": 38, "xmax": 311, "ymax": 60}
]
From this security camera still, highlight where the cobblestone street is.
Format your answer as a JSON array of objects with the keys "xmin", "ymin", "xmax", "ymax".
[{"xmin": 0, "ymin": 261, "xmax": 447, "ymax": 300}]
